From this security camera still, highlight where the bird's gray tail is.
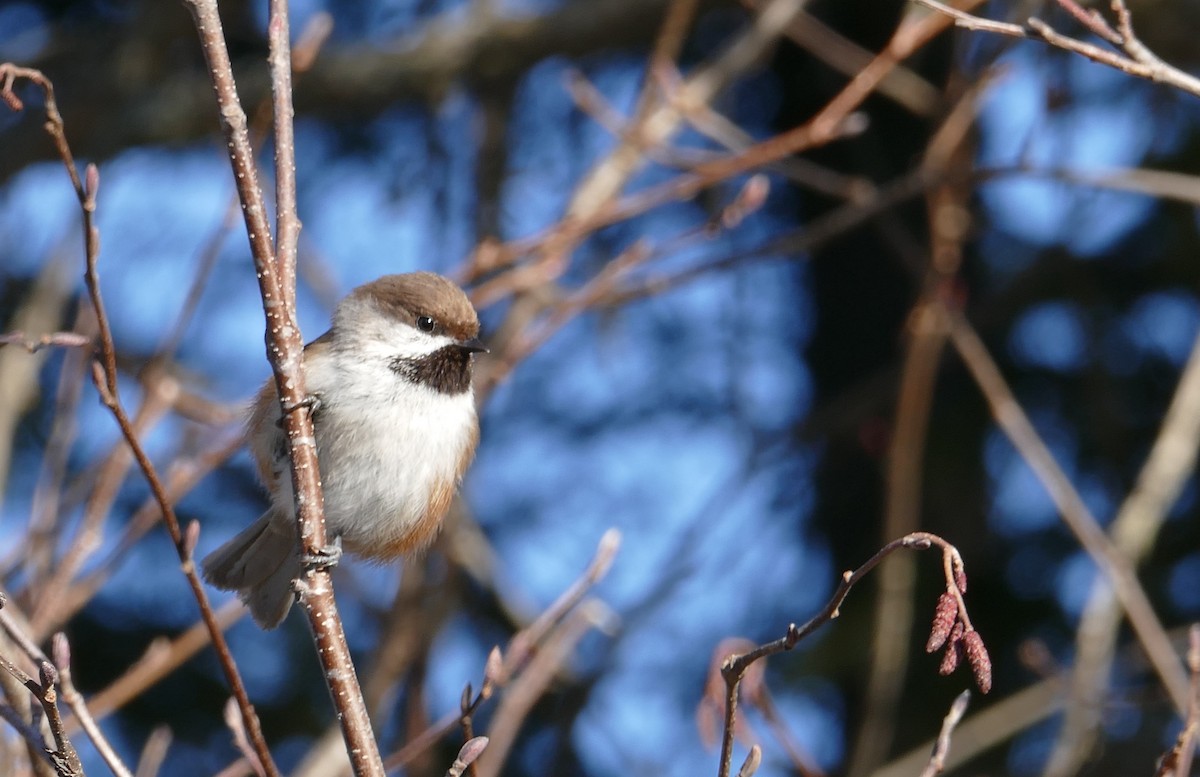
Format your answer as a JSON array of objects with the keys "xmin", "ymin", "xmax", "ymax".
[{"xmin": 202, "ymin": 510, "xmax": 299, "ymax": 629}]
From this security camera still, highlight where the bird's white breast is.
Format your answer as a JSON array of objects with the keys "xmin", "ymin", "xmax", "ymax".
[{"xmin": 273, "ymin": 344, "xmax": 477, "ymax": 553}]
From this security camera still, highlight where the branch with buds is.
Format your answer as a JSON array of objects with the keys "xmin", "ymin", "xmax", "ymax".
[{"xmin": 712, "ymin": 532, "xmax": 990, "ymax": 777}]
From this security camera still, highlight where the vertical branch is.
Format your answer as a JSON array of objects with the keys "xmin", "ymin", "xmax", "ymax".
[
  {"xmin": 269, "ymin": 0, "xmax": 301, "ymax": 300},
  {"xmin": 181, "ymin": 1, "xmax": 382, "ymax": 773}
]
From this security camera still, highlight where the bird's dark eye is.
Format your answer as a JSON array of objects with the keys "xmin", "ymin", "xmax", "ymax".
[{"xmin": 416, "ymin": 315, "xmax": 436, "ymax": 332}]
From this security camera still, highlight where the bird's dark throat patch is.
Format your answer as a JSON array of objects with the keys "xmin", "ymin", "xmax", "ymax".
[{"xmin": 389, "ymin": 346, "xmax": 474, "ymax": 395}]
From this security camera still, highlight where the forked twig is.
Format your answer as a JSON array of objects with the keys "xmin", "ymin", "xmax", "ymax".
[{"xmin": 913, "ymin": 0, "xmax": 1200, "ymax": 98}]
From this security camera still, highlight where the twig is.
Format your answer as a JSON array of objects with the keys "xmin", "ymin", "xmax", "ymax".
[
  {"xmin": 0, "ymin": 62, "xmax": 280, "ymax": 776},
  {"xmin": 180, "ymin": 1, "xmax": 381, "ymax": 771},
  {"xmin": 0, "ymin": 254, "xmax": 73, "ymax": 552},
  {"xmin": 383, "ymin": 528, "xmax": 621, "ymax": 772},
  {"xmin": 500, "ymin": 528, "xmax": 621, "ymax": 680},
  {"xmin": 24, "ymin": 306, "xmax": 94, "ymax": 589},
  {"xmin": 1156, "ymin": 625, "xmax": 1200, "ymax": 777},
  {"xmin": 870, "ymin": 674, "xmax": 1064, "ymax": 777},
  {"xmin": 31, "ymin": 372, "xmax": 174, "ymax": 638},
  {"xmin": 269, "ymin": 0, "xmax": 301, "ymax": 300},
  {"xmin": 1047, "ymin": 319, "xmax": 1200, "ymax": 773},
  {"xmin": 224, "ymin": 698, "xmax": 266, "ymax": 777},
  {"xmin": 1052, "ymin": 0, "xmax": 1122, "ymax": 45},
  {"xmin": 38, "ymin": 662, "xmax": 81, "ymax": 776},
  {"xmin": 57, "ymin": 433, "xmax": 245, "ymax": 626},
  {"xmin": 475, "ymin": 601, "xmax": 616, "ymax": 777},
  {"xmin": 716, "ymin": 532, "xmax": 986, "ymax": 777},
  {"xmin": 83, "ymin": 599, "xmax": 243, "ymax": 722},
  {"xmin": 918, "ymin": 690, "xmax": 970, "ymax": 777},
  {"xmin": 913, "ymin": 0, "xmax": 1200, "ymax": 99},
  {"xmin": 381, "ymin": 649, "xmax": 502, "ymax": 772},
  {"xmin": 458, "ymin": 685, "xmax": 479, "ymax": 777},
  {"xmin": 0, "ymin": 702, "xmax": 55, "ymax": 771},
  {"xmin": 0, "ymin": 332, "xmax": 90, "ymax": 353},
  {"xmin": 134, "ymin": 726, "xmax": 172, "ymax": 777},
  {"xmin": 52, "ymin": 634, "xmax": 134, "ymax": 777}
]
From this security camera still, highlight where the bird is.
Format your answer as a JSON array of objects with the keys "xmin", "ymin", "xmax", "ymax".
[{"xmin": 202, "ymin": 272, "xmax": 485, "ymax": 628}]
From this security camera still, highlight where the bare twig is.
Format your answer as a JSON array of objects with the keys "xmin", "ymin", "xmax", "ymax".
[
  {"xmin": 736, "ymin": 745, "xmax": 762, "ymax": 777},
  {"xmin": 134, "ymin": 727, "xmax": 173, "ymax": 777},
  {"xmin": 52, "ymin": 634, "xmax": 134, "ymax": 777},
  {"xmin": 38, "ymin": 661, "xmax": 82, "ymax": 776},
  {"xmin": 918, "ymin": 690, "xmax": 970, "ymax": 777},
  {"xmin": 871, "ymin": 672, "xmax": 1065, "ymax": 777},
  {"xmin": 1156, "ymin": 625, "xmax": 1200, "ymax": 777},
  {"xmin": 57, "ymin": 433, "xmax": 245, "ymax": 625},
  {"xmin": 475, "ymin": 601, "xmax": 616, "ymax": 777},
  {"xmin": 1047, "ymin": 326, "xmax": 1200, "ymax": 774},
  {"xmin": 501, "ymin": 528, "xmax": 621, "ymax": 680},
  {"xmin": 0, "ymin": 332, "xmax": 90, "ymax": 353},
  {"xmin": 913, "ymin": 0, "xmax": 1200, "ymax": 98},
  {"xmin": 31, "ymin": 372, "xmax": 175, "ymax": 638},
  {"xmin": 716, "ymin": 532, "xmax": 985, "ymax": 777},
  {"xmin": 269, "ymin": 0, "xmax": 301, "ymax": 302},
  {"xmin": 24, "ymin": 306, "xmax": 94, "ymax": 588},
  {"xmin": 224, "ymin": 698, "xmax": 266, "ymax": 777},
  {"xmin": 0, "ymin": 254, "xmax": 73, "ymax": 520},
  {"xmin": 384, "ymin": 529, "xmax": 620, "ymax": 772},
  {"xmin": 83, "ymin": 600, "xmax": 242, "ymax": 722}
]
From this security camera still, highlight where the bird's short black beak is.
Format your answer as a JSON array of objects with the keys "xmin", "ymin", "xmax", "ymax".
[{"xmin": 457, "ymin": 337, "xmax": 488, "ymax": 354}]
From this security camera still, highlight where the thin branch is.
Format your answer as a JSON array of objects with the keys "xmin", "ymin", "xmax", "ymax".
[
  {"xmin": 7, "ymin": 656, "xmax": 83, "ymax": 776},
  {"xmin": 134, "ymin": 727, "xmax": 172, "ymax": 777},
  {"xmin": 0, "ymin": 332, "xmax": 91, "ymax": 353},
  {"xmin": 83, "ymin": 600, "xmax": 243, "ymax": 723},
  {"xmin": 179, "ymin": 1, "xmax": 381, "ymax": 771},
  {"xmin": 475, "ymin": 601, "xmax": 616, "ymax": 777},
  {"xmin": 383, "ymin": 529, "xmax": 620, "ymax": 772},
  {"xmin": 269, "ymin": 0, "xmax": 301, "ymax": 301},
  {"xmin": 913, "ymin": 0, "xmax": 1200, "ymax": 99},
  {"xmin": 716, "ymin": 532, "xmax": 985, "ymax": 777},
  {"xmin": 735, "ymin": 745, "xmax": 761, "ymax": 777},
  {"xmin": 1047, "ymin": 308, "xmax": 1200, "ymax": 774},
  {"xmin": 52, "ymin": 634, "xmax": 134, "ymax": 777},
  {"xmin": 501, "ymin": 528, "xmax": 621, "ymax": 681},
  {"xmin": 918, "ymin": 690, "xmax": 970, "ymax": 777},
  {"xmin": 1156, "ymin": 625, "xmax": 1200, "ymax": 777},
  {"xmin": 224, "ymin": 698, "xmax": 266, "ymax": 777}
]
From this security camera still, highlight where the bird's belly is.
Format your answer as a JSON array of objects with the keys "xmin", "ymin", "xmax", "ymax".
[{"xmin": 298, "ymin": 388, "xmax": 475, "ymax": 555}]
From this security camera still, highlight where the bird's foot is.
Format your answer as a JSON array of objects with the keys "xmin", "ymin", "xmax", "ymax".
[
  {"xmin": 276, "ymin": 393, "xmax": 323, "ymax": 427},
  {"xmin": 301, "ymin": 535, "xmax": 343, "ymax": 571}
]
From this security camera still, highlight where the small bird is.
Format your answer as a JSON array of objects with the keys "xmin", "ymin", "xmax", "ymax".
[{"xmin": 202, "ymin": 272, "xmax": 485, "ymax": 628}]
